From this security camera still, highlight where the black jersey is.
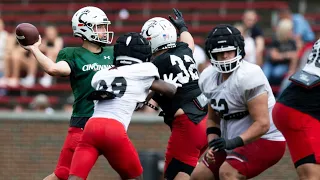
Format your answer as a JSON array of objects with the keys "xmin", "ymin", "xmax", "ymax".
[
  {"xmin": 152, "ymin": 42, "xmax": 207, "ymax": 126},
  {"xmin": 278, "ymin": 82, "xmax": 320, "ymax": 120}
]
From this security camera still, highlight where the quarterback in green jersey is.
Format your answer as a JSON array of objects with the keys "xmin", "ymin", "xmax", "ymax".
[{"xmin": 20, "ymin": 6, "xmax": 114, "ymax": 180}]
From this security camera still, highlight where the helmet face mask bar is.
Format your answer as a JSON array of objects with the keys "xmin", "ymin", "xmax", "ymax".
[
  {"xmin": 205, "ymin": 24, "xmax": 246, "ymax": 73},
  {"xmin": 208, "ymin": 46, "xmax": 243, "ymax": 73},
  {"xmin": 90, "ymin": 23, "xmax": 113, "ymax": 44}
]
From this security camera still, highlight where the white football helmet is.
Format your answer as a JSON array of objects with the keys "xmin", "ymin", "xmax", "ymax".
[
  {"xmin": 72, "ymin": 6, "xmax": 114, "ymax": 44},
  {"xmin": 141, "ymin": 17, "xmax": 177, "ymax": 53}
]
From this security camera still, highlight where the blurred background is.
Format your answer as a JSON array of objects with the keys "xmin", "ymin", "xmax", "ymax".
[{"xmin": 0, "ymin": 0, "xmax": 318, "ymax": 179}]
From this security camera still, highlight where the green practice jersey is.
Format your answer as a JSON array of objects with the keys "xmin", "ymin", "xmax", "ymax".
[{"xmin": 56, "ymin": 46, "xmax": 114, "ymax": 127}]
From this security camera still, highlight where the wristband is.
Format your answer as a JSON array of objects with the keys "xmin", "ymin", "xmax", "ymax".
[
  {"xmin": 179, "ymin": 27, "xmax": 188, "ymax": 34},
  {"xmin": 226, "ymin": 136, "xmax": 244, "ymax": 149},
  {"xmin": 206, "ymin": 127, "xmax": 221, "ymax": 137}
]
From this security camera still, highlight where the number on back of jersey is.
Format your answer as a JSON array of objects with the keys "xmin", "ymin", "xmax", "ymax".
[
  {"xmin": 88, "ymin": 77, "xmax": 127, "ymax": 100},
  {"xmin": 97, "ymin": 77, "xmax": 127, "ymax": 98},
  {"xmin": 170, "ymin": 55, "xmax": 199, "ymax": 84}
]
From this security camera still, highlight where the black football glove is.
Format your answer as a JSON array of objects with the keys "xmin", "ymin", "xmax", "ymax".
[
  {"xmin": 168, "ymin": 8, "xmax": 188, "ymax": 34},
  {"xmin": 209, "ymin": 136, "xmax": 244, "ymax": 151}
]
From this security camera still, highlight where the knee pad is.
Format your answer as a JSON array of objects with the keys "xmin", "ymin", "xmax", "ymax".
[{"xmin": 164, "ymin": 158, "xmax": 194, "ymax": 180}]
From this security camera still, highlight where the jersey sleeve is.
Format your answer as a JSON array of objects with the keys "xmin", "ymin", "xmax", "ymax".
[
  {"xmin": 136, "ymin": 62, "xmax": 160, "ymax": 89},
  {"xmin": 240, "ymin": 66, "xmax": 268, "ymax": 102},
  {"xmin": 135, "ymin": 62, "xmax": 160, "ymax": 79},
  {"xmin": 56, "ymin": 48, "xmax": 76, "ymax": 73},
  {"xmin": 141, "ymin": 63, "xmax": 160, "ymax": 89},
  {"xmin": 152, "ymin": 55, "xmax": 171, "ymax": 79}
]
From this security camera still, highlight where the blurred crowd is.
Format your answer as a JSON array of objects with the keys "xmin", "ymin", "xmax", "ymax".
[
  {"xmin": 0, "ymin": 7, "xmax": 316, "ymax": 113},
  {"xmin": 0, "ymin": 23, "xmax": 63, "ymax": 87},
  {"xmin": 194, "ymin": 8, "xmax": 315, "ymax": 96}
]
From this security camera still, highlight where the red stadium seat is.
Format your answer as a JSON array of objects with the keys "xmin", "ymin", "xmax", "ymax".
[
  {"xmin": 61, "ymin": 36, "xmax": 206, "ymax": 46},
  {"xmin": 1, "ymin": 13, "xmax": 246, "ymax": 23},
  {"xmin": 305, "ymin": 13, "xmax": 320, "ymax": 21},
  {"xmin": 0, "ymin": 1, "xmax": 288, "ymax": 96},
  {"xmin": 0, "ymin": 83, "xmax": 71, "ymax": 91},
  {"xmin": 0, "ymin": 2, "xmax": 289, "ymax": 12},
  {"xmin": 0, "ymin": 96, "xmax": 59, "ymax": 104}
]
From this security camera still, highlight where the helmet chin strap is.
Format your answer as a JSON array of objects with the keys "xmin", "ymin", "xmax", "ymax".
[
  {"xmin": 153, "ymin": 42, "xmax": 176, "ymax": 53},
  {"xmin": 116, "ymin": 56, "xmax": 143, "ymax": 63},
  {"xmin": 115, "ymin": 56, "xmax": 143, "ymax": 67}
]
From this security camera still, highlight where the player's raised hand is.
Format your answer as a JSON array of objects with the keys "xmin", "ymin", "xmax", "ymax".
[
  {"xmin": 163, "ymin": 73, "xmax": 182, "ymax": 89},
  {"xmin": 168, "ymin": 8, "xmax": 188, "ymax": 34}
]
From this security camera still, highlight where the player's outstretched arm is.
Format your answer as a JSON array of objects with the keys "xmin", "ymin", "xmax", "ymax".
[
  {"xmin": 239, "ymin": 92, "xmax": 270, "ymax": 144},
  {"xmin": 180, "ymin": 31, "xmax": 195, "ymax": 52},
  {"xmin": 21, "ymin": 35, "xmax": 71, "ymax": 76},
  {"xmin": 150, "ymin": 79, "xmax": 177, "ymax": 98},
  {"xmin": 169, "ymin": 8, "xmax": 195, "ymax": 52}
]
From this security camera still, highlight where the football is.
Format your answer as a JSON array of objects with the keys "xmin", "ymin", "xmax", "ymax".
[{"xmin": 15, "ymin": 23, "xmax": 39, "ymax": 46}]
